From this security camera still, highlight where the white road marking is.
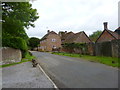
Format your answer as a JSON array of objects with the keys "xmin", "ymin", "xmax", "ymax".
[{"xmin": 37, "ymin": 64, "xmax": 59, "ymax": 90}]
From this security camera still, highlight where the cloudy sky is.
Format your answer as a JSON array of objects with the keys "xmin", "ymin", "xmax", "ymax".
[{"xmin": 26, "ymin": 0, "xmax": 119, "ymax": 39}]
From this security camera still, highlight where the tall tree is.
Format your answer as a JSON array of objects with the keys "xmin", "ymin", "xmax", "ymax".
[
  {"xmin": 89, "ymin": 30, "xmax": 102, "ymax": 42},
  {"xmin": 28, "ymin": 37, "xmax": 40, "ymax": 49},
  {"xmin": 2, "ymin": 2, "xmax": 39, "ymax": 41},
  {"xmin": 2, "ymin": 2, "xmax": 39, "ymax": 54}
]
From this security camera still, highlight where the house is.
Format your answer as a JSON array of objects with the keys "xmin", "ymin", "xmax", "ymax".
[
  {"xmin": 59, "ymin": 31, "xmax": 74, "ymax": 44},
  {"xmin": 59, "ymin": 31, "xmax": 92, "ymax": 44},
  {"xmin": 58, "ymin": 31, "xmax": 93, "ymax": 54},
  {"xmin": 96, "ymin": 22, "xmax": 120, "ymax": 43},
  {"xmin": 39, "ymin": 30, "xmax": 61, "ymax": 51}
]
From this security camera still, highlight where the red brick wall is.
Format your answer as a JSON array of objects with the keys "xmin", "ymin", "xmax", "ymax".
[
  {"xmin": 40, "ymin": 33, "xmax": 61, "ymax": 51},
  {"xmin": 97, "ymin": 31, "xmax": 115, "ymax": 43}
]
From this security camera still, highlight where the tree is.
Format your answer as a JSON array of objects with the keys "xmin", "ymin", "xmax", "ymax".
[
  {"xmin": 89, "ymin": 30, "xmax": 102, "ymax": 42},
  {"xmin": 2, "ymin": 2, "xmax": 39, "ymax": 41},
  {"xmin": 2, "ymin": 2, "xmax": 39, "ymax": 57},
  {"xmin": 28, "ymin": 37, "xmax": 40, "ymax": 50}
]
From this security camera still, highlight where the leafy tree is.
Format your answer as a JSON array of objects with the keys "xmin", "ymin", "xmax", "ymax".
[
  {"xmin": 89, "ymin": 30, "xmax": 102, "ymax": 42},
  {"xmin": 28, "ymin": 37, "xmax": 40, "ymax": 49},
  {"xmin": 2, "ymin": 2, "xmax": 39, "ymax": 45},
  {"xmin": 2, "ymin": 2, "xmax": 39, "ymax": 29},
  {"xmin": 2, "ymin": 2, "xmax": 39, "ymax": 57}
]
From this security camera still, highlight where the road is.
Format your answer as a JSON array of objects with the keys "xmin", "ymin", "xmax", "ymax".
[{"xmin": 32, "ymin": 51, "xmax": 118, "ymax": 88}]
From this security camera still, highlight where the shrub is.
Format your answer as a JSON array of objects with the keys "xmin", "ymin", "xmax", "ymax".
[{"xmin": 2, "ymin": 37, "xmax": 28, "ymax": 51}]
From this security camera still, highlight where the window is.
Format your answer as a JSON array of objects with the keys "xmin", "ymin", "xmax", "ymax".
[{"xmin": 52, "ymin": 39, "xmax": 56, "ymax": 42}]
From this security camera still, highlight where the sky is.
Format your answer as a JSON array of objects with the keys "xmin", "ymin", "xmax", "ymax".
[{"xmin": 26, "ymin": 0, "xmax": 120, "ymax": 39}]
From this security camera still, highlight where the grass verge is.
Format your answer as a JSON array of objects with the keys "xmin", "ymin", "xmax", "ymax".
[
  {"xmin": 52, "ymin": 52, "xmax": 119, "ymax": 67},
  {"xmin": 0, "ymin": 52, "xmax": 36, "ymax": 68}
]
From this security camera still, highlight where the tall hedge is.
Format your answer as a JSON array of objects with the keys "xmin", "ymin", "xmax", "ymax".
[{"xmin": 2, "ymin": 37, "xmax": 28, "ymax": 51}]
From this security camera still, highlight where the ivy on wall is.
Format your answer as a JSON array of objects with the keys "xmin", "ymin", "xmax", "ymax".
[{"xmin": 62, "ymin": 43, "xmax": 88, "ymax": 54}]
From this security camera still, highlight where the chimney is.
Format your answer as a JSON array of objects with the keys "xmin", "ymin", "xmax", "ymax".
[
  {"xmin": 47, "ymin": 30, "xmax": 50, "ymax": 33},
  {"xmin": 103, "ymin": 22, "xmax": 108, "ymax": 30},
  {"xmin": 65, "ymin": 31, "xmax": 67, "ymax": 34}
]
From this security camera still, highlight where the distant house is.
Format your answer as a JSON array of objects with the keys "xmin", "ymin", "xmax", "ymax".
[
  {"xmin": 39, "ymin": 30, "xmax": 61, "ymax": 51},
  {"xmin": 96, "ymin": 22, "xmax": 120, "ymax": 43},
  {"xmin": 59, "ymin": 31, "xmax": 74, "ymax": 44},
  {"xmin": 59, "ymin": 31, "xmax": 92, "ymax": 44}
]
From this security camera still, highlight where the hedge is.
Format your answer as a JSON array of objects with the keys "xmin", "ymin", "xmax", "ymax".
[{"xmin": 2, "ymin": 37, "xmax": 28, "ymax": 51}]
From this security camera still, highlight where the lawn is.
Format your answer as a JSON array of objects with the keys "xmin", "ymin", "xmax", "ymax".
[
  {"xmin": 52, "ymin": 52, "xmax": 119, "ymax": 67},
  {"xmin": 0, "ymin": 52, "xmax": 35, "ymax": 68}
]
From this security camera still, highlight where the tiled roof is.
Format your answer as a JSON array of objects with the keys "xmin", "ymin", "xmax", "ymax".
[
  {"xmin": 64, "ymin": 32, "xmax": 82, "ymax": 43},
  {"xmin": 96, "ymin": 29, "xmax": 120, "ymax": 42},
  {"xmin": 115, "ymin": 27, "xmax": 120, "ymax": 35},
  {"xmin": 61, "ymin": 32, "xmax": 74, "ymax": 41},
  {"xmin": 63, "ymin": 31, "xmax": 91, "ymax": 43},
  {"xmin": 40, "ymin": 31, "xmax": 57, "ymax": 41},
  {"xmin": 107, "ymin": 30, "xmax": 120, "ymax": 39}
]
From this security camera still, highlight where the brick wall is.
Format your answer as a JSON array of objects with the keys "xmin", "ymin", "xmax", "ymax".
[
  {"xmin": 40, "ymin": 34, "xmax": 61, "ymax": 52},
  {"xmin": 97, "ymin": 30, "xmax": 115, "ymax": 43}
]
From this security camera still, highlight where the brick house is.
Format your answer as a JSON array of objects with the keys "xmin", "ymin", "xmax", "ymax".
[
  {"xmin": 59, "ymin": 31, "xmax": 92, "ymax": 44},
  {"xmin": 39, "ymin": 30, "xmax": 61, "ymax": 51},
  {"xmin": 96, "ymin": 22, "xmax": 120, "ymax": 43},
  {"xmin": 59, "ymin": 31, "xmax": 92, "ymax": 54}
]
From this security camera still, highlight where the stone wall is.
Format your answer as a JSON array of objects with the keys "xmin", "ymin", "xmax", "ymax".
[{"xmin": 1, "ymin": 47, "xmax": 22, "ymax": 65}]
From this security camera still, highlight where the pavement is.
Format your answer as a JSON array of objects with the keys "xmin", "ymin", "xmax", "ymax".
[
  {"xmin": 31, "ymin": 51, "xmax": 118, "ymax": 88},
  {"xmin": 2, "ymin": 61, "xmax": 54, "ymax": 88}
]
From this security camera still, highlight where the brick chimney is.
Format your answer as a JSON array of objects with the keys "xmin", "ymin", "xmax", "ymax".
[
  {"xmin": 47, "ymin": 30, "xmax": 50, "ymax": 33},
  {"xmin": 103, "ymin": 22, "xmax": 108, "ymax": 30},
  {"xmin": 65, "ymin": 31, "xmax": 67, "ymax": 34}
]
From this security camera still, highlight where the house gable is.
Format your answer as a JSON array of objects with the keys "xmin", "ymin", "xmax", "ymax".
[
  {"xmin": 96, "ymin": 30, "xmax": 116, "ymax": 43},
  {"xmin": 75, "ymin": 31, "xmax": 92, "ymax": 43},
  {"xmin": 40, "ymin": 30, "xmax": 61, "ymax": 51}
]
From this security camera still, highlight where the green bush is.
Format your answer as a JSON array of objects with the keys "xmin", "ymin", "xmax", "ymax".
[{"xmin": 2, "ymin": 37, "xmax": 28, "ymax": 51}]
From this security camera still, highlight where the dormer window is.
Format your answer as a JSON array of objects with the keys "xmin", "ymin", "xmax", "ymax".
[{"xmin": 52, "ymin": 39, "xmax": 56, "ymax": 42}]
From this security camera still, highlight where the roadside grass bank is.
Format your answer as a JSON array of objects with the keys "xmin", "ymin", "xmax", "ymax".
[
  {"xmin": 0, "ymin": 52, "xmax": 36, "ymax": 68},
  {"xmin": 52, "ymin": 52, "xmax": 119, "ymax": 67}
]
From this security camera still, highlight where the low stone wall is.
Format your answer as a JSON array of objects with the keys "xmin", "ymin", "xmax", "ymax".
[{"xmin": 1, "ymin": 47, "xmax": 22, "ymax": 65}]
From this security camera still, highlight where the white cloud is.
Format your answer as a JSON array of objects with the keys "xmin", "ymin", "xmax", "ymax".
[{"xmin": 26, "ymin": 0, "xmax": 119, "ymax": 38}]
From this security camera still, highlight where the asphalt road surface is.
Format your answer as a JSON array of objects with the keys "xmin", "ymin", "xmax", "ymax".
[{"xmin": 32, "ymin": 51, "xmax": 118, "ymax": 88}]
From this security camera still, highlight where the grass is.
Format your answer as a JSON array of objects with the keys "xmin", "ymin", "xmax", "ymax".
[
  {"xmin": 0, "ymin": 52, "xmax": 36, "ymax": 68},
  {"xmin": 52, "ymin": 52, "xmax": 119, "ymax": 67}
]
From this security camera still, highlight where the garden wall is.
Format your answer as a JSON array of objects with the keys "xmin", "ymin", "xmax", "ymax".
[
  {"xmin": 61, "ymin": 39, "xmax": 120, "ymax": 58},
  {"xmin": 1, "ymin": 47, "xmax": 22, "ymax": 65},
  {"xmin": 95, "ymin": 39, "xmax": 120, "ymax": 58}
]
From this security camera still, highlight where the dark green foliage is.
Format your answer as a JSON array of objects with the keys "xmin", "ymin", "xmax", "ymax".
[
  {"xmin": 2, "ymin": 2, "xmax": 39, "ymax": 56},
  {"xmin": 2, "ymin": 37, "xmax": 28, "ymax": 51},
  {"xmin": 63, "ymin": 43, "xmax": 87, "ymax": 49},
  {"xmin": 28, "ymin": 37, "xmax": 40, "ymax": 49},
  {"xmin": 89, "ymin": 30, "xmax": 102, "ymax": 42},
  {"xmin": 2, "ymin": 2, "xmax": 39, "ymax": 29},
  {"xmin": 63, "ymin": 43, "xmax": 88, "ymax": 54}
]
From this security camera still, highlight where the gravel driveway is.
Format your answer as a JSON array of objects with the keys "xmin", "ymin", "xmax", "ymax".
[{"xmin": 2, "ymin": 61, "xmax": 54, "ymax": 88}]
